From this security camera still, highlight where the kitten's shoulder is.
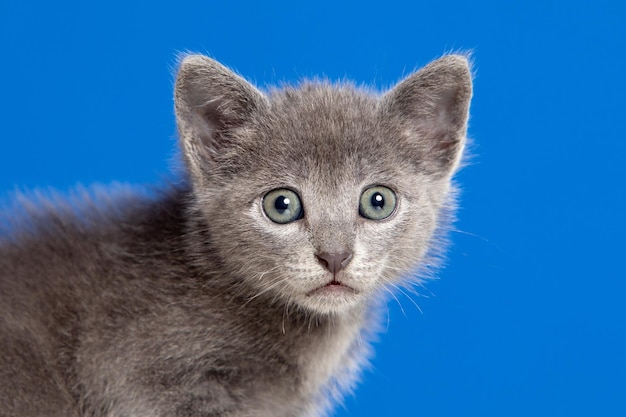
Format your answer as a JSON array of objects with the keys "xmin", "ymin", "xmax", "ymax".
[
  {"xmin": 2, "ymin": 182, "xmax": 184, "ymax": 240},
  {"xmin": 0, "ymin": 182, "xmax": 190, "ymax": 290}
]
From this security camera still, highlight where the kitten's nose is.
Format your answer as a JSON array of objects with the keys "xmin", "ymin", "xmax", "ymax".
[{"xmin": 316, "ymin": 251, "xmax": 353, "ymax": 274}]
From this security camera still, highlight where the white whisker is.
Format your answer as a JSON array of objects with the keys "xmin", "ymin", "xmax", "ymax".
[{"xmin": 241, "ymin": 276, "xmax": 286, "ymax": 307}]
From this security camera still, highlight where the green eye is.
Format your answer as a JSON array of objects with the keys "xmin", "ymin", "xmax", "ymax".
[
  {"xmin": 359, "ymin": 186, "xmax": 397, "ymax": 220},
  {"xmin": 262, "ymin": 189, "xmax": 303, "ymax": 224}
]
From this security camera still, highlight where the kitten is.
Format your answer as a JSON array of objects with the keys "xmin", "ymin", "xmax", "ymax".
[{"xmin": 0, "ymin": 54, "xmax": 472, "ymax": 417}]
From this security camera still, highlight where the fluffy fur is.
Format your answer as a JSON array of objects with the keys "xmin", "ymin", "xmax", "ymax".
[{"xmin": 0, "ymin": 54, "xmax": 472, "ymax": 417}]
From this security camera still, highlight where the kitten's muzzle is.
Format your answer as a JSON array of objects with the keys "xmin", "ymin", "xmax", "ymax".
[
  {"xmin": 305, "ymin": 252, "xmax": 359, "ymax": 296},
  {"xmin": 315, "ymin": 251, "xmax": 353, "ymax": 274}
]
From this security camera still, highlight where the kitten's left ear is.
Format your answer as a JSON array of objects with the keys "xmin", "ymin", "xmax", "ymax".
[{"xmin": 381, "ymin": 55, "xmax": 473, "ymax": 177}]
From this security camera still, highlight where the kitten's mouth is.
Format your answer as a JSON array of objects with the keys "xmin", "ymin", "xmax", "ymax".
[{"xmin": 307, "ymin": 279, "xmax": 358, "ymax": 296}]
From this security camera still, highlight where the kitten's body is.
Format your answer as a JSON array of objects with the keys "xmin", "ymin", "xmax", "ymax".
[{"xmin": 0, "ymin": 55, "xmax": 472, "ymax": 417}]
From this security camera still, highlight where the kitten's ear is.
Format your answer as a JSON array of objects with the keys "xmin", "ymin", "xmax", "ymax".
[
  {"xmin": 381, "ymin": 55, "xmax": 472, "ymax": 177},
  {"xmin": 174, "ymin": 55, "xmax": 267, "ymax": 175}
]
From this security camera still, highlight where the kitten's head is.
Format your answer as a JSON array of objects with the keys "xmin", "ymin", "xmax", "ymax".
[{"xmin": 175, "ymin": 55, "xmax": 472, "ymax": 315}]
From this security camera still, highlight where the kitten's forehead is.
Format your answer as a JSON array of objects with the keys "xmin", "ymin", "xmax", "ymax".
[
  {"xmin": 250, "ymin": 84, "xmax": 400, "ymax": 183},
  {"xmin": 270, "ymin": 83, "xmax": 378, "ymax": 125}
]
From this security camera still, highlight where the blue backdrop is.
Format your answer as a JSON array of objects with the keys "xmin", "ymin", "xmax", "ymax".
[{"xmin": 1, "ymin": 1, "xmax": 624, "ymax": 416}]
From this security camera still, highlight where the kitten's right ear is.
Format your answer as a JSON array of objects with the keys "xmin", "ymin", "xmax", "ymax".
[{"xmin": 174, "ymin": 55, "xmax": 267, "ymax": 176}]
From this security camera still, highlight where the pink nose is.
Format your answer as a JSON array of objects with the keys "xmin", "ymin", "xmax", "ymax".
[{"xmin": 315, "ymin": 252, "xmax": 353, "ymax": 274}]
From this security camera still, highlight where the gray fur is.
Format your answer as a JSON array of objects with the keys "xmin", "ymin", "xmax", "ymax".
[{"xmin": 0, "ymin": 54, "xmax": 472, "ymax": 417}]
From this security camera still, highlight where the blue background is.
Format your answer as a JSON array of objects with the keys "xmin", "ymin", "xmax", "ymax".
[{"xmin": 1, "ymin": 1, "xmax": 624, "ymax": 416}]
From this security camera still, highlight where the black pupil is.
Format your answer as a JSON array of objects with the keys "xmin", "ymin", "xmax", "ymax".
[
  {"xmin": 371, "ymin": 192, "xmax": 384, "ymax": 210},
  {"xmin": 274, "ymin": 195, "xmax": 290, "ymax": 214}
]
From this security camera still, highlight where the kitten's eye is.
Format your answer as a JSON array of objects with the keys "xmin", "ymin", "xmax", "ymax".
[
  {"xmin": 262, "ymin": 189, "xmax": 303, "ymax": 224},
  {"xmin": 359, "ymin": 186, "xmax": 397, "ymax": 220}
]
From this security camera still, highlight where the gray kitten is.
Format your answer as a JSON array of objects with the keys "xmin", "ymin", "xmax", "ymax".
[{"xmin": 0, "ymin": 54, "xmax": 472, "ymax": 417}]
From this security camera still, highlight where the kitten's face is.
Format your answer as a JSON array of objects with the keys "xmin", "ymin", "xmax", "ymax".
[{"xmin": 175, "ymin": 55, "xmax": 471, "ymax": 315}]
